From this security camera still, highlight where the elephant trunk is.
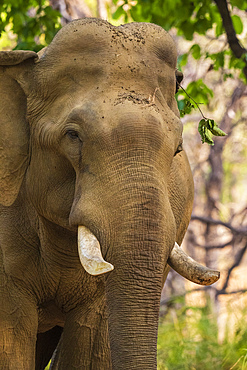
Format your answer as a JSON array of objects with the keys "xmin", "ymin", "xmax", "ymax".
[
  {"xmin": 104, "ymin": 195, "xmax": 171, "ymax": 369},
  {"xmin": 106, "ymin": 252, "xmax": 162, "ymax": 369}
]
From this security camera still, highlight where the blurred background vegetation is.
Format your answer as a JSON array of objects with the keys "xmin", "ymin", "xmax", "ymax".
[{"xmin": 1, "ymin": 0, "xmax": 247, "ymax": 368}]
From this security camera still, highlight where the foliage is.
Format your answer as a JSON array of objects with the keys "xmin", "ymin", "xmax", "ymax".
[
  {"xmin": 158, "ymin": 301, "xmax": 247, "ymax": 369},
  {"xmin": 0, "ymin": 0, "xmax": 61, "ymax": 51},
  {"xmin": 198, "ymin": 119, "xmax": 227, "ymax": 145},
  {"xmin": 176, "ymin": 79, "xmax": 214, "ymax": 117},
  {"xmin": 177, "ymin": 84, "xmax": 227, "ymax": 145}
]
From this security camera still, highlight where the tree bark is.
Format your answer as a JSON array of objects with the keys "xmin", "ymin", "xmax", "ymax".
[
  {"xmin": 49, "ymin": 0, "xmax": 93, "ymax": 24},
  {"xmin": 214, "ymin": 0, "xmax": 247, "ymax": 80}
]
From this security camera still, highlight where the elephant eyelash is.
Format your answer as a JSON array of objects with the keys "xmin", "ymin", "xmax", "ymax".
[
  {"xmin": 66, "ymin": 129, "xmax": 80, "ymax": 140},
  {"xmin": 62, "ymin": 125, "xmax": 83, "ymax": 143}
]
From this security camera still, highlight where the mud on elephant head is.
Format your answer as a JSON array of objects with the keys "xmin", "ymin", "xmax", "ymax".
[{"xmin": 0, "ymin": 18, "xmax": 219, "ymax": 370}]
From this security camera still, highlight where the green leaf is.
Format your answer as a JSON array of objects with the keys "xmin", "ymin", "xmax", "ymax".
[
  {"xmin": 177, "ymin": 97, "xmax": 195, "ymax": 117},
  {"xmin": 231, "ymin": 0, "xmax": 247, "ymax": 10},
  {"xmin": 184, "ymin": 80, "xmax": 213, "ymax": 105},
  {"xmin": 219, "ymin": 52, "xmax": 225, "ymax": 68},
  {"xmin": 208, "ymin": 119, "xmax": 227, "ymax": 137},
  {"xmin": 198, "ymin": 119, "xmax": 214, "ymax": 145},
  {"xmin": 204, "ymin": 130, "xmax": 215, "ymax": 145},
  {"xmin": 198, "ymin": 118, "xmax": 206, "ymax": 136},
  {"xmin": 177, "ymin": 53, "xmax": 188, "ymax": 67},
  {"xmin": 190, "ymin": 44, "xmax": 201, "ymax": 60},
  {"xmin": 232, "ymin": 15, "xmax": 243, "ymax": 34},
  {"xmin": 178, "ymin": 20, "xmax": 194, "ymax": 40},
  {"xmin": 229, "ymin": 53, "xmax": 246, "ymax": 69},
  {"xmin": 198, "ymin": 118, "xmax": 227, "ymax": 145},
  {"xmin": 112, "ymin": 5, "xmax": 125, "ymax": 20},
  {"xmin": 215, "ymin": 22, "xmax": 224, "ymax": 37}
]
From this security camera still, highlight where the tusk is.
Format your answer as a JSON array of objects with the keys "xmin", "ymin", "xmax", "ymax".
[
  {"xmin": 78, "ymin": 226, "xmax": 114, "ymax": 276},
  {"xmin": 168, "ymin": 242, "xmax": 220, "ymax": 286}
]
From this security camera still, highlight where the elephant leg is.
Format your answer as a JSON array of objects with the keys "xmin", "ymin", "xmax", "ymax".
[
  {"xmin": 50, "ymin": 296, "xmax": 111, "ymax": 370},
  {"xmin": 0, "ymin": 279, "xmax": 38, "ymax": 370},
  {"xmin": 35, "ymin": 326, "xmax": 63, "ymax": 370}
]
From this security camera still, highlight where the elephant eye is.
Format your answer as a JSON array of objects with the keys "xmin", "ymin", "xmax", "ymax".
[
  {"xmin": 175, "ymin": 70, "xmax": 183, "ymax": 94},
  {"xmin": 66, "ymin": 129, "xmax": 80, "ymax": 141},
  {"xmin": 174, "ymin": 143, "xmax": 183, "ymax": 156}
]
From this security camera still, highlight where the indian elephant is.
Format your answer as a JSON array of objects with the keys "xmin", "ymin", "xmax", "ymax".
[{"xmin": 0, "ymin": 18, "xmax": 219, "ymax": 370}]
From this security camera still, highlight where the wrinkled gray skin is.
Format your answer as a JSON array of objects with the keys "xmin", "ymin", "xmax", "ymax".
[{"xmin": 0, "ymin": 18, "xmax": 194, "ymax": 369}]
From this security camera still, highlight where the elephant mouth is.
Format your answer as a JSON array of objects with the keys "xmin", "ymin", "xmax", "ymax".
[{"xmin": 77, "ymin": 226, "xmax": 219, "ymax": 286}]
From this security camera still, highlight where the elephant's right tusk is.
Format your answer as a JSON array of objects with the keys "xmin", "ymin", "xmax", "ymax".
[
  {"xmin": 168, "ymin": 242, "xmax": 220, "ymax": 286},
  {"xmin": 78, "ymin": 226, "xmax": 114, "ymax": 276}
]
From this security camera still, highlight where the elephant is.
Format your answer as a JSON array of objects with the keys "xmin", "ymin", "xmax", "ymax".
[{"xmin": 0, "ymin": 18, "xmax": 219, "ymax": 370}]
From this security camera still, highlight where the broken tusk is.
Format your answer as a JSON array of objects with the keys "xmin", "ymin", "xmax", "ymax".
[
  {"xmin": 168, "ymin": 242, "xmax": 220, "ymax": 286},
  {"xmin": 78, "ymin": 226, "xmax": 114, "ymax": 276}
]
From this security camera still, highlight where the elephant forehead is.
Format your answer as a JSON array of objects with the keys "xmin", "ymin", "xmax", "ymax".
[{"xmin": 36, "ymin": 18, "xmax": 177, "ymax": 72}]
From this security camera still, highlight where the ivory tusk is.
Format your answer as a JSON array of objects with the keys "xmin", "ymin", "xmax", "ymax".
[
  {"xmin": 168, "ymin": 242, "xmax": 220, "ymax": 286},
  {"xmin": 78, "ymin": 226, "xmax": 114, "ymax": 276}
]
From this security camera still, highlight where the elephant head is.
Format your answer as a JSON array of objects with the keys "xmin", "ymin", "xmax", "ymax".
[{"xmin": 0, "ymin": 18, "xmax": 219, "ymax": 369}]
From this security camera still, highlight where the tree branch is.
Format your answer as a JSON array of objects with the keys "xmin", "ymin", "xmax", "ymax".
[
  {"xmin": 217, "ymin": 288, "xmax": 247, "ymax": 295},
  {"xmin": 219, "ymin": 242, "xmax": 247, "ymax": 292},
  {"xmin": 191, "ymin": 214, "xmax": 247, "ymax": 235},
  {"xmin": 214, "ymin": 0, "xmax": 247, "ymax": 80},
  {"xmin": 193, "ymin": 239, "xmax": 234, "ymax": 250}
]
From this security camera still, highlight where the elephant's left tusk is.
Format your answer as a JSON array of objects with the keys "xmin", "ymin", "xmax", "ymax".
[
  {"xmin": 168, "ymin": 242, "xmax": 220, "ymax": 286},
  {"xmin": 78, "ymin": 226, "xmax": 114, "ymax": 275}
]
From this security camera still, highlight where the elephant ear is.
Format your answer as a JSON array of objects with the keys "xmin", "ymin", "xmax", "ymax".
[{"xmin": 0, "ymin": 50, "xmax": 38, "ymax": 206}]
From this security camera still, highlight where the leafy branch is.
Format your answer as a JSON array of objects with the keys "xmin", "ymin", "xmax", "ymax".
[
  {"xmin": 178, "ymin": 83, "xmax": 227, "ymax": 145},
  {"xmin": 198, "ymin": 118, "xmax": 227, "ymax": 145}
]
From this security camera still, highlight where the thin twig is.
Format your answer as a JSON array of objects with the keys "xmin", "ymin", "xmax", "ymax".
[
  {"xmin": 220, "ymin": 243, "xmax": 247, "ymax": 292},
  {"xmin": 178, "ymin": 83, "xmax": 207, "ymax": 119},
  {"xmin": 193, "ymin": 239, "xmax": 234, "ymax": 250},
  {"xmin": 217, "ymin": 289, "xmax": 247, "ymax": 296}
]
